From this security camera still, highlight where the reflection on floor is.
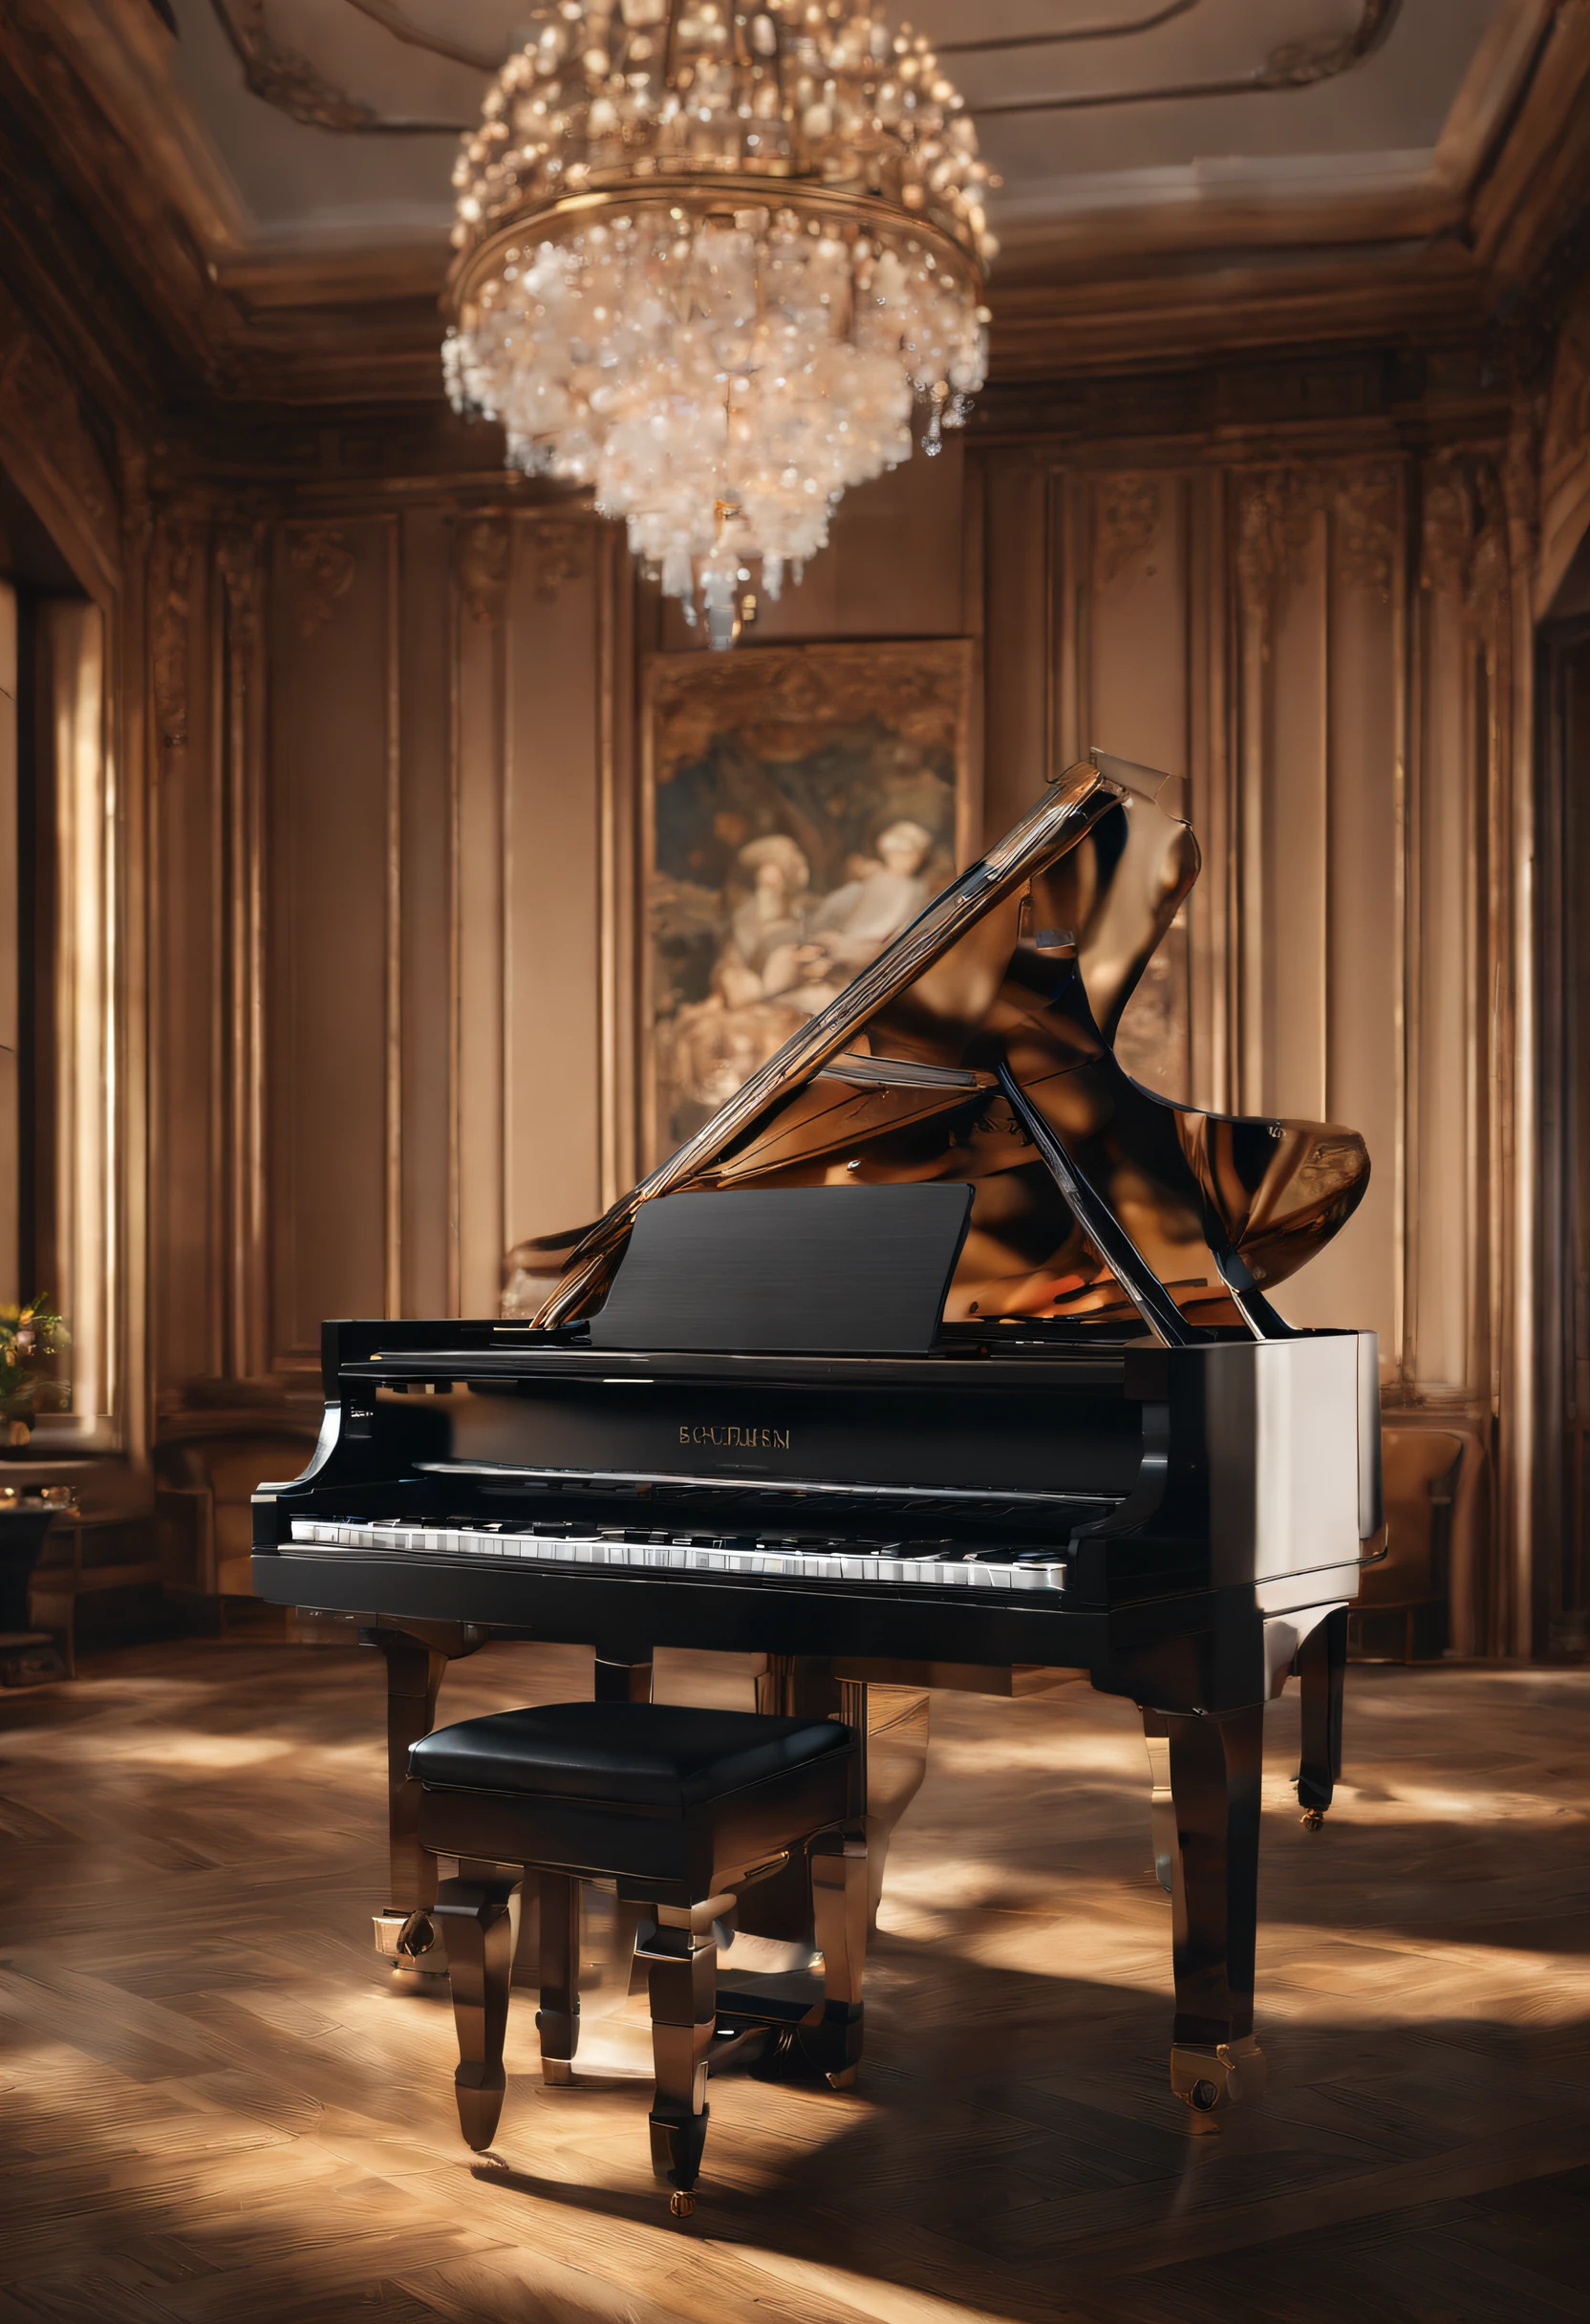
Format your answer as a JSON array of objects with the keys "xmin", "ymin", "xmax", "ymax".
[{"xmin": 0, "ymin": 1640, "xmax": 1586, "ymax": 2323}]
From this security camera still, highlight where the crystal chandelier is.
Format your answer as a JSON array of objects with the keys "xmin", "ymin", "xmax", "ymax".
[{"xmin": 443, "ymin": 1, "xmax": 996, "ymax": 646}]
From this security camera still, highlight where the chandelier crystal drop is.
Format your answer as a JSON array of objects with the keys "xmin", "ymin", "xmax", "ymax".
[{"xmin": 443, "ymin": 0, "xmax": 996, "ymax": 646}]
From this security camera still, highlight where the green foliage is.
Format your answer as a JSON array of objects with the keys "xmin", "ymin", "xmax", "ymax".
[{"xmin": 0, "ymin": 1299, "xmax": 71, "ymax": 1420}]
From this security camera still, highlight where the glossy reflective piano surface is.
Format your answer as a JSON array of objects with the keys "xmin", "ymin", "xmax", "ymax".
[
  {"xmin": 529, "ymin": 749, "xmax": 1369, "ymax": 1342},
  {"xmin": 254, "ymin": 752, "xmax": 1382, "ymax": 2119}
]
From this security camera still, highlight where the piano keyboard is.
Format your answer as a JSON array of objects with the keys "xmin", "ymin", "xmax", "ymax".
[{"xmin": 290, "ymin": 1517, "xmax": 1068, "ymax": 1593}]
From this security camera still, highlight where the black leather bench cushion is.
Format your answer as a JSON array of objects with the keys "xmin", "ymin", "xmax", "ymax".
[{"xmin": 410, "ymin": 1701, "xmax": 853, "ymax": 1817}]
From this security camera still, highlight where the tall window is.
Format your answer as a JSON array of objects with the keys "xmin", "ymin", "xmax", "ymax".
[
  {"xmin": 0, "ymin": 579, "xmax": 15, "ymax": 1314},
  {"xmin": 1, "ymin": 476, "xmax": 112, "ymax": 1444}
]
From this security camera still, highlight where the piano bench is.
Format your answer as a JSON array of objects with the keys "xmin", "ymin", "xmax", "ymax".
[{"xmin": 410, "ymin": 1700, "xmax": 866, "ymax": 2216}]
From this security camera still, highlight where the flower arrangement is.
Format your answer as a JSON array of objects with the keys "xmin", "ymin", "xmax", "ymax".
[{"xmin": 0, "ymin": 1299, "xmax": 70, "ymax": 1448}]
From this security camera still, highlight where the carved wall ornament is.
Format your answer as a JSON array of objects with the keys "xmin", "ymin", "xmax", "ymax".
[
  {"xmin": 217, "ymin": 523, "xmax": 262, "ymax": 648},
  {"xmin": 208, "ymin": 2, "xmax": 470, "ymax": 133},
  {"xmin": 1541, "ymin": 293, "xmax": 1590, "ymax": 508},
  {"xmin": 531, "ymin": 521, "xmax": 590, "ymax": 604},
  {"xmin": 455, "ymin": 516, "xmax": 509, "ymax": 625},
  {"xmin": 1093, "ymin": 477, "xmax": 1162, "ymax": 589},
  {"xmin": 0, "ymin": 325, "xmax": 117, "ymax": 554},
  {"xmin": 1234, "ymin": 470, "xmax": 1320, "ymax": 625},
  {"xmin": 1502, "ymin": 395, "xmax": 1544, "ymax": 556},
  {"xmin": 1263, "ymin": 0, "xmax": 1399, "ymax": 87},
  {"xmin": 1236, "ymin": 463, "xmax": 1401, "ymax": 623},
  {"xmin": 289, "ymin": 527, "xmax": 356, "ymax": 637},
  {"xmin": 1332, "ymin": 467, "xmax": 1399, "ymax": 602},
  {"xmin": 973, "ymin": 0, "xmax": 1397, "ymax": 117},
  {"xmin": 149, "ymin": 515, "xmax": 197, "ymax": 757},
  {"xmin": 1420, "ymin": 454, "xmax": 1510, "ymax": 630}
]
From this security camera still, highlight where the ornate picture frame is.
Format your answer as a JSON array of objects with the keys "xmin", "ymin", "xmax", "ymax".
[{"xmin": 640, "ymin": 639, "xmax": 978, "ymax": 1171}]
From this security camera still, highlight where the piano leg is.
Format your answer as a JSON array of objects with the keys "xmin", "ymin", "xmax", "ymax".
[
  {"xmin": 1296, "ymin": 1605, "xmax": 1347, "ymax": 1829},
  {"xmin": 535, "ymin": 1870, "xmax": 581, "ymax": 2086},
  {"xmin": 1140, "ymin": 1712, "xmax": 1176, "ymax": 1896},
  {"xmin": 1152, "ymin": 1701, "xmax": 1268, "ymax": 2119},
  {"xmin": 365, "ymin": 1623, "xmax": 484, "ymax": 1975},
  {"xmin": 433, "ymin": 1862, "xmax": 522, "ymax": 2152},
  {"xmin": 803, "ymin": 1825, "xmax": 868, "ymax": 2089}
]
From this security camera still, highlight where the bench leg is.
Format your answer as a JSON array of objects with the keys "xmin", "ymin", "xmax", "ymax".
[
  {"xmin": 639, "ymin": 1902, "xmax": 719, "ymax": 2215},
  {"xmin": 536, "ymin": 1871, "xmax": 581, "ymax": 2086},
  {"xmin": 434, "ymin": 1867, "xmax": 522, "ymax": 2151},
  {"xmin": 804, "ymin": 1826, "xmax": 867, "ymax": 2088}
]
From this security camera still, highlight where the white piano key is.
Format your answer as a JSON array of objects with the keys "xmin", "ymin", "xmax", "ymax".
[{"xmin": 286, "ymin": 1517, "xmax": 1067, "ymax": 1592}]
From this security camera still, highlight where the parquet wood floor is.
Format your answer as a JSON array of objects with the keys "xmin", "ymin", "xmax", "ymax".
[{"xmin": 1, "ymin": 1641, "xmax": 1586, "ymax": 2324}]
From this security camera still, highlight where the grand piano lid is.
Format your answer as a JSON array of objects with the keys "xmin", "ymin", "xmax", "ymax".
[{"xmin": 533, "ymin": 749, "xmax": 1370, "ymax": 1345}]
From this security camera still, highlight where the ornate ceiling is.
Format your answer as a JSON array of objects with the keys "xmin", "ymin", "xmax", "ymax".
[{"xmin": 18, "ymin": 0, "xmax": 1588, "ymax": 400}]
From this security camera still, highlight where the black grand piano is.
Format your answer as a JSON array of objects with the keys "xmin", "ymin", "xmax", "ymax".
[{"xmin": 253, "ymin": 750, "xmax": 1381, "ymax": 2117}]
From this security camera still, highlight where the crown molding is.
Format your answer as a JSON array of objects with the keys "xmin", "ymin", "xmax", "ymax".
[{"xmin": 2, "ymin": 0, "xmax": 1589, "ymax": 416}]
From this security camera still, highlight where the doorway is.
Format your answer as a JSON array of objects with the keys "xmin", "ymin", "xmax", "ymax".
[
  {"xmin": 1536, "ymin": 529, "xmax": 1590, "ymax": 1655},
  {"xmin": 0, "ymin": 465, "xmax": 97, "ymax": 1431}
]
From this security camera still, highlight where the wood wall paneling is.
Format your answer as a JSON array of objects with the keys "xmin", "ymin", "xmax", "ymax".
[
  {"xmin": 980, "ymin": 452, "xmax": 1051, "ymax": 842},
  {"xmin": 268, "ymin": 520, "xmax": 394, "ymax": 1362},
  {"xmin": 452, "ymin": 511, "xmax": 509, "ymax": 1320},
  {"xmin": 657, "ymin": 440, "xmax": 968, "ymax": 654},
  {"xmin": 0, "ymin": 578, "xmax": 16, "ymax": 1310},
  {"xmin": 39, "ymin": 598, "xmax": 114, "ymax": 1436},
  {"xmin": 503, "ymin": 517, "xmax": 605, "ymax": 1253},
  {"xmin": 151, "ymin": 511, "xmax": 220, "ymax": 1395},
  {"xmin": 1412, "ymin": 480, "xmax": 1488, "ymax": 1400},
  {"xmin": 396, "ymin": 507, "xmax": 452, "ymax": 1323},
  {"xmin": 0, "ymin": 303, "xmax": 1558, "ymax": 1640},
  {"xmin": 1317, "ymin": 472, "xmax": 1403, "ymax": 1360},
  {"xmin": 1083, "ymin": 471, "xmax": 1193, "ymax": 1102},
  {"xmin": 453, "ymin": 508, "xmax": 611, "ymax": 1309}
]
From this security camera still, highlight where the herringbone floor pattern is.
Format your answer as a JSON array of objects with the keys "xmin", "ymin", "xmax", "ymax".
[{"xmin": 1, "ymin": 1641, "xmax": 1586, "ymax": 2322}]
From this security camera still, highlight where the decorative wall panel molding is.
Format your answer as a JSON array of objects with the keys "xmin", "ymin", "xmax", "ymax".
[
  {"xmin": 975, "ymin": 428, "xmax": 1548, "ymax": 1647},
  {"xmin": 148, "ymin": 513, "xmax": 195, "ymax": 759},
  {"xmin": 455, "ymin": 515, "xmax": 508, "ymax": 627},
  {"xmin": 287, "ymin": 527, "xmax": 357, "ymax": 637},
  {"xmin": 1092, "ymin": 478, "xmax": 1162, "ymax": 590},
  {"xmin": 531, "ymin": 521, "xmax": 589, "ymax": 606}
]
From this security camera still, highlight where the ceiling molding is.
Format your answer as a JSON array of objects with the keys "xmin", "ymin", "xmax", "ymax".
[
  {"xmin": 5, "ymin": 0, "xmax": 1590, "ymax": 413},
  {"xmin": 207, "ymin": 0, "xmax": 473, "ymax": 134},
  {"xmin": 970, "ymin": 0, "xmax": 1401, "ymax": 118},
  {"xmin": 341, "ymin": 0, "xmax": 499, "ymax": 77},
  {"xmin": 936, "ymin": 4, "xmax": 1206, "ymax": 57}
]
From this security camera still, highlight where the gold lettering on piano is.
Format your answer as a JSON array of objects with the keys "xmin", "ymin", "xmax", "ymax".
[{"xmin": 677, "ymin": 1424, "xmax": 791, "ymax": 1452}]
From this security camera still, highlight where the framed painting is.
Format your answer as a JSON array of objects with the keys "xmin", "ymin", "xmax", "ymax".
[{"xmin": 640, "ymin": 639, "xmax": 978, "ymax": 1171}]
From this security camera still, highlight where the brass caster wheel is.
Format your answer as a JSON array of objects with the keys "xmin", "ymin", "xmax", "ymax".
[
  {"xmin": 669, "ymin": 2189, "xmax": 697, "ymax": 2219},
  {"xmin": 1171, "ymin": 2036, "xmax": 1266, "ymax": 2116},
  {"xmin": 1300, "ymin": 1807, "xmax": 1325, "ymax": 1833}
]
